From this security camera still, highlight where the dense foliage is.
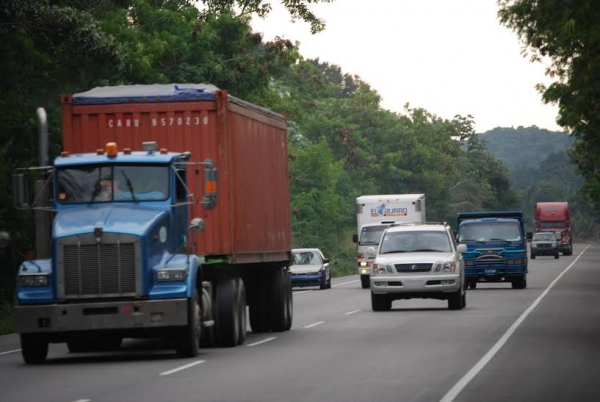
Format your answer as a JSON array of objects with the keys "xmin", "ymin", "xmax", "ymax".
[
  {"xmin": 1, "ymin": 0, "xmax": 593, "ymax": 318},
  {"xmin": 498, "ymin": 0, "xmax": 600, "ymax": 208}
]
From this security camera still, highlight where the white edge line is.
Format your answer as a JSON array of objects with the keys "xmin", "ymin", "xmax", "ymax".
[
  {"xmin": 344, "ymin": 309, "xmax": 361, "ymax": 316},
  {"xmin": 0, "ymin": 349, "xmax": 21, "ymax": 356},
  {"xmin": 332, "ymin": 279, "xmax": 359, "ymax": 287},
  {"xmin": 439, "ymin": 245, "xmax": 590, "ymax": 402},
  {"xmin": 72, "ymin": 399, "xmax": 91, "ymax": 402},
  {"xmin": 246, "ymin": 337, "xmax": 277, "ymax": 347},
  {"xmin": 160, "ymin": 360, "xmax": 205, "ymax": 376},
  {"xmin": 303, "ymin": 321, "xmax": 325, "ymax": 329},
  {"xmin": 293, "ymin": 290, "xmax": 311, "ymax": 295}
]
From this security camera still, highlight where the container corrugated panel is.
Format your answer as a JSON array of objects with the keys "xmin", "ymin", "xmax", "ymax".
[{"xmin": 61, "ymin": 84, "xmax": 291, "ymax": 263}]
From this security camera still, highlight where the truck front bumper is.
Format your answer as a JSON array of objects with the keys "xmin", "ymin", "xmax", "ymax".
[{"xmin": 15, "ymin": 299, "xmax": 189, "ymax": 334}]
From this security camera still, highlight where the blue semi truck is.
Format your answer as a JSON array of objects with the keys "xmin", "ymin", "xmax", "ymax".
[{"xmin": 457, "ymin": 211, "xmax": 530, "ymax": 290}]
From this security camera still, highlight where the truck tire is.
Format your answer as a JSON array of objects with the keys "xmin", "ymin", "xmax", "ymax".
[
  {"xmin": 175, "ymin": 292, "xmax": 201, "ymax": 357},
  {"xmin": 215, "ymin": 278, "xmax": 240, "ymax": 347},
  {"xmin": 468, "ymin": 281, "xmax": 477, "ymax": 290},
  {"xmin": 285, "ymin": 271, "xmax": 293, "ymax": 331},
  {"xmin": 512, "ymin": 277, "xmax": 527, "ymax": 289},
  {"xmin": 360, "ymin": 275, "xmax": 370, "ymax": 289},
  {"xmin": 21, "ymin": 334, "xmax": 49, "ymax": 364},
  {"xmin": 236, "ymin": 278, "xmax": 247, "ymax": 346},
  {"xmin": 249, "ymin": 277, "xmax": 270, "ymax": 333},
  {"xmin": 269, "ymin": 268, "xmax": 290, "ymax": 332},
  {"xmin": 371, "ymin": 293, "xmax": 391, "ymax": 311},
  {"xmin": 530, "ymin": 253, "xmax": 536, "ymax": 259}
]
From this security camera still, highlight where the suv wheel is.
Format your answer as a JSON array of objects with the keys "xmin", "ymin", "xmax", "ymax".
[
  {"xmin": 554, "ymin": 253, "xmax": 559, "ymax": 259},
  {"xmin": 530, "ymin": 253, "xmax": 536, "ymax": 259},
  {"xmin": 448, "ymin": 289, "xmax": 463, "ymax": 310},
  {"xmin": 371, "ymin": 293, "xmax": 391, "ymax": 311}
]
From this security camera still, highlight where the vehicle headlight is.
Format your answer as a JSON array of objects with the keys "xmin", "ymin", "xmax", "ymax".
[
  {"xmin": 359, "ymin": 261, "xmax": 368, "ymax": 267},
  {"xmin": 156, "ymin": 268, "xmax": 188, "ymax": 282},
  {"xmin": 531, "ymin": 244, "xmax": 537, "ymax": 248},
  {"xmin": 464, "ymin": 260, "xmax": 475, "ymax": 266},
  {"xmin": 373, "ymin": 263, "xmax": 394, "ymax": 275},
  {"xmin": 551, "ymin": 243, "xmax": 557, "ymax": 248},
  {"xmin": 434, "ymin": 261, "xmax": 456, "ymax": 272},
  {"xmin": 19, "ymin": 274, "xmax": 50, "ymax": 287}
]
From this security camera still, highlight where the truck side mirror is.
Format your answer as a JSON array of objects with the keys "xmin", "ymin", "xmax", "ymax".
[
  {"xmin": 200, "ymin": 159, "xmax": 218, "ymax": 210},
  {"xmin": 352, "ymin": 234, "xmax": 358, "ymax": 243},
  {"xmin": 0, "ymin": 231, "xmax": 11, "ymax": 249},
  {"xmin": 12, "ymin": 171, "xmax": 30, "ymax": 210},
  {"xmin": 189, "ymin": 217, "xmax": 206, "ymax": 233},
  {"xmin": 457, "ymin": 244, "xmax": 467, "ymax": 254}
]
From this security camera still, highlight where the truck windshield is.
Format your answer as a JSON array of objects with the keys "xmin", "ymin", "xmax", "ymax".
[
  {"xmin": 359, "ymin": 225, "xmax": 388, "ymax": 246},
  {"xmin": 458, "ymin": 222, "xmax": 522, "ymax": 242},
  {"xmin": 56, "ymin": 164, "xmax": 169, "ymax": 204}
]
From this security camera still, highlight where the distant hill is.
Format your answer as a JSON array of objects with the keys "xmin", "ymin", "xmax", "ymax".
[{"xmin": 477, "ymin": 126, "xmax": 573, "ymax": 169}]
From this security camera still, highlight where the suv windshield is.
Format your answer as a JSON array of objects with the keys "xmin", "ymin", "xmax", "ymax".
[
  {"xmin": 533, "ymin": 233, "xmax": 556, "ymax": 241},
  {"xmin": 380, "ymin": 230, "xmax": 451, "ymax": 254},
  {"xmin": 57, "ymin": 164, "xmax": 169, "ymax": 204}
]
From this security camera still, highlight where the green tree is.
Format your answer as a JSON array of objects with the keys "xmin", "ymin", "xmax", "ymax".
[{"xmin": 498, "ymin": 0, "xmax": 600, "ymax": 209}]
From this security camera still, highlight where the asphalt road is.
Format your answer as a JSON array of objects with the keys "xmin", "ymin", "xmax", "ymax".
[{"xmin": 0, "ymin": 243, "xmax": 599, "ymax": 402}]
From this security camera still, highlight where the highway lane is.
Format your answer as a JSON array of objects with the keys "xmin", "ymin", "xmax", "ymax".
[{"xmin": 0, "ymin": 243, "xmax": 596, "ymax": 402}]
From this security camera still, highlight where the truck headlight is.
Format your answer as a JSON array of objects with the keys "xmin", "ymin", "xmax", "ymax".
[
  {"xmin": 19, "ymin": 274, "xmax": 50, "ymax": 287},
  {"xmin": 531, "ymin": 244, "xmax": 537, "ymax": 248},
  {"xmin": 156, "ymin": 268, "xmax": 188, "ymax": 282}
]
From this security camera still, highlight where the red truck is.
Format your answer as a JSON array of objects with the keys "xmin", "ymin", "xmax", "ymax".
[{"xmin": 534, "ymin": 202, "xmax": 573, "ymax": 256}]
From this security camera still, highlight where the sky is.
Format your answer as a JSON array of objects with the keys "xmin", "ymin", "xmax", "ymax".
[{"xmin": 251, "ymin": 0, "xmax": 564, "ymax": 134}]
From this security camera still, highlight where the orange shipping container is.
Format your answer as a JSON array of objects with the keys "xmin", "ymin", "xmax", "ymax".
[{"xmin": 60, "ymin": 84, "xmax": 291, "ymax": 263}]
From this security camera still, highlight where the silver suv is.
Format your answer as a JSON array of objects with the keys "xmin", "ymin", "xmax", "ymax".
[{"xmin": 366, "ymin": 223, "xmax": 467, "ymax": 311}]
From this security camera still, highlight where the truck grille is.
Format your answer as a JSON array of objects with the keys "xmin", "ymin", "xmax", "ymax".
[{"xmin": 58, "ymin": 233, "xmax": 141, "ymax": 299}]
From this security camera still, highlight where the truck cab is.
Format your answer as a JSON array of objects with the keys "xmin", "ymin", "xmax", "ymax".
[
  {"xmin": 457, "ymin": 211, "xmax": 530, "ymax": 290},
  {"xmin": 11, "ymin": 141, "xmax": 218, "ymax": 362}
]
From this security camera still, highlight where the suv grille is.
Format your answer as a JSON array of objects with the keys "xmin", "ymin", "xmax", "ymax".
[
  {"xmin": 58, "ymin": 233, "xmax": 141, "ymax": 299},
  {"xmin": 394, "ymin": 263, "xmax": 432, "ymax": 273}
]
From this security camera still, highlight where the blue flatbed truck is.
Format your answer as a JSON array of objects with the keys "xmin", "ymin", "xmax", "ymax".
[{"xmin": 457, "ymin": 211, "xmax": 530, "ymax": 290}]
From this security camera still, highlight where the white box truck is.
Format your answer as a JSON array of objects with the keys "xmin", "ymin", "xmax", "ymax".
[{"xmin": 353, "ymin": 194, "xmax": 426, "ymax": 288}]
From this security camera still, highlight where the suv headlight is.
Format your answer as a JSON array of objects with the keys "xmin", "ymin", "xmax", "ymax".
[
  {"xmin": 433, "ymin": 261, "xmax": 456, "ymax": 272},
  {"xmin": 156, "ymin": 268, "xmax": 188, "ymax": 282},
  {"xmin": 531, "ymin": 244, "xmax": 537, "ymax": 248},
  {"xmin": 19, "ymin": 274, "xmax": 50, "ymax": 287},
  {"xmin": 551, "ymin": 243, "xmax": 557, "ymax": 248},
  {"xmin": 373, "ymin": 263, "xmax": 395, "ymax": 275}
]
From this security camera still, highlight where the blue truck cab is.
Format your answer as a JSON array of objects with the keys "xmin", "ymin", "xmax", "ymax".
[
  {"xmin": 457, "ymin": 211, "xmax": 530, "ymax": 290},
  {"xmin": 11, "ymin": 141, "xmax": 218, "ymax": 363}
]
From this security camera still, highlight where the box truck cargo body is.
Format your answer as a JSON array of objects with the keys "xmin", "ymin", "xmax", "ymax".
[
  {"xmin": 9, "ymin": 84, "xmax": 293, "ymax": 363},
  {"xmin": 353, "ymin": 194, "xmax": 426, "ymax": 288}
]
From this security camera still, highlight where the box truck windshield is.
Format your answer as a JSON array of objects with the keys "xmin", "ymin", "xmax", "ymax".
[{"xmin": 359, "ymin": 224, "xmax": 389, "ymax": 246}]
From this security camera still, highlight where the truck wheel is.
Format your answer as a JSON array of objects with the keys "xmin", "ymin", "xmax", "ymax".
[
  {"xmin": 371, "ymin": 293, "xmax": 391, "ymax": 311},
  {"xmin": 249, "ymin": 278, "xmax": 269, "ymax": 333},
  {"xmin": 285, "ymin": 271, "xmax": 293, "ymax": 331},
  {"xmin": 360, "ymin": 275, "xmax": 370, "ymax": 289},
  {"xmin": 468, "ymin": 281, "xmax": 477, "ymax": 290},
  {"xmin": 236, "ymin": 278, "xmax": 247, "ymax": 346},
  {"xmin": 448, "ymin": 289, "xmax": 462, "ymax": 310},
  {"xmin": 269, "ymin": 269, "xmax": 289, "ymax": 332},
  {"xmin": 175, "ymin": 292, "xmax": 201, "ymax": 357},
  {"xmin": 21, "ymin": 334, "xmax": 49, "ymax": 364},
  {"xmin": 512, "ymin": 277, "xmax": 527, "ymax": 289},
  {"xmin": 530, "ymin": 253, "xmax": 536, "ymax": 259},
  {"xmin": 216, "ymin": 278, "xmax": 240, "ymax": 347}
]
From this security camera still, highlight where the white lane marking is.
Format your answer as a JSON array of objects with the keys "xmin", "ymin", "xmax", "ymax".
[
  {"xmin": 0, "ymin": 349, "xmax": 21, "ymax": 356},
  {"xmin": 72, "ymin": 399, "xmax": 91, "ymax": 402},
  {"xmin": 160, "ymin": 360, "xmax": 205, "ymax": 376},
  {"xmin": 332, "ymin": 279, "xmax": 359, "ymax": 287},
  {"xmin": 246, "ymin": 337, "xmax": 276, "ymax": 347},
  {"xmin": 440, "ymin": 245, "xmax": 590, "ymax": 402},
  {"xmin": 344, "ymin": 309, "xmax": 361, "ymax": 316},
  {"xmin": 303, "ymin": 321, "xmax": 325, "ymax": 329}
]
